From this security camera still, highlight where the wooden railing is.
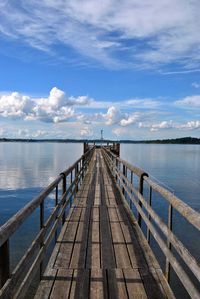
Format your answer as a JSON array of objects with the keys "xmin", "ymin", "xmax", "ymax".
[
  {"xmin": 102, "ymin": 147, "xmax": 200, "ymax": 299},
  {"xmin": 0, "ymin": 147, "xmax": 94, "ymax": 299}
]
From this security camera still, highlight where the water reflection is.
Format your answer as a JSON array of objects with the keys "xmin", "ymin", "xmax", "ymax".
[
  {"xmin": 0, "ymin": 142, "xmax": 82, "ymax": 190},
  {"xmin": 120, "ymin": 144, "xmax": 200, "ymax": 210}
]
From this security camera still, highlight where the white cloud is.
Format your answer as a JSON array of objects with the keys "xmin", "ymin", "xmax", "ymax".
[
  {"xmin": 80, "ymin": 127, "xmax": 93, "ymax": 137},
  {"xmin": 0, "ymin": 1, "xmax": 200, "ymax": 69},
  {"xmin": 124, "ymin": 99, "xmax": 161, "ymax": 109},
  {"xmin": 0, "ymin": 87, "xmax": 92, "ymax": 123},
  {"xmin": 139, "ymin": 120, "xmax": 200, "ymax": 131},
  {"xmin": 175, "ymin": 95, "xmax": 200, "ymax": 108},
  {"xmin": 112, "ymin": 127, "xmax": 127, "ymax": 137},
  {"xmin": 139, "ymin": 120, "xmax": 174, "ymax": 131},
  {"xmin": 104, "ymin": 106, "xmax": 124, "ymax": 125},
  {"xmin": 178, "ymin": 120, "xmax": 200, "ymax": 129},
  {"xmin": 191, "ymin": 82, "xmax": 200, "ymax": 88},
  {"xmin": 120, "ymin": 113, "xmax": 141, "ymax": 126},
  {"xmin": 0, "ymin": 92, "xmax": 33, "ymax": 119}
]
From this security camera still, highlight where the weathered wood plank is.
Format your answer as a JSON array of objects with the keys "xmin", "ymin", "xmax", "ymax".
[
  {"xmin": 90, "ymin": 269, "xmax": 108, "ymax": 299},
  {"xmin": 123, "ymin": 268, "xmax": 148, "ymax": 299},
  {"xmin": 109, "ymin": 219, "xmax": 131, "ymax": 269},
  {"xmin": 50, "ymin": 269, "xmax": 73, "ymax": 299},
  {"xmin": 87, "ymin": 208, "xmax": 100, "ymax": 268},
  {"xmin": 100, "ymin": 206, "xmax": 116, "ymax": 269},
  {"xmin": 70, "ymin": 207, "xmax": 91, "ymax": 269},
  {"xmin": 34, "ymin": 269, "xmax": 57, "ymax": 299},
  {"xmin": 107, "ymin": 269, "xmax": 128, "ymax": 299}
]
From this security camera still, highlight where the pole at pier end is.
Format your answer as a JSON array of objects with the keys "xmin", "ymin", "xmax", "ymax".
[{"xmin": 101, "ymin": 129, "xmax": 103, "ymax": 146}]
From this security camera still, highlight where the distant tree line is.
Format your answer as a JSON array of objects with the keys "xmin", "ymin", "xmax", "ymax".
[{"xmin": 0, "ymin": 137, "xmax": 199, "ymax": 144}]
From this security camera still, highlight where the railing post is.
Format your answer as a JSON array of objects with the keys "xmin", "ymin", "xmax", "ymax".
[
  {"xmin": 147, "ymin": 186, "xmax": 152, "ymax": 244},
  {"xmin": 0, "ymin": 240, "xmax": 10, "ymax": 287},
  {"xmin": 130, "ymin": 171, "xmax": 133, "ymax": 209},
  {"xmin": 75, "ymin": 163, "xmax": 79, "ymax": 193},
  {"xmin": 55, "ymin": 186, "xmax": 58, "ymax": 242},
  {"xmin": 70, "ymin": 171, "xmax": 73, "ymax": 207},
  {"xmin": 40, "ymin": 201, "xmax": 44, "ymax": 279},
  {"xmin": 122, "ymin": 165, "xmax": 126, "ymax": 195},
  {"xmin": 138, "ymin": 173, "xmax": 148, "ymax": 227},
  {"xmin": 115, "ymin": 158, "xmax": 118, "ymax": 182},
  {"xmin": 62, "ymin": 173, "xmax": 66, "ymax": 224},
  {"xmin": 166, "ymin": 203, "xmax": 173, "ymax": 282}
]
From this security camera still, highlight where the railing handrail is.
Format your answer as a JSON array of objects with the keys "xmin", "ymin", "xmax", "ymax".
[
  {"xmin": 0, "ymin": 146, "xmax": 95, "ymax": 297},
  {"xmin": 144, "ymin": 176, "xmax": 200, "ymax": 232},
  {"xmin": 0, "ymin": 148, "xmax": 93, "ymax": 247},
  {"xmin": 0, "ymin": 176, "xmax": 61, "ymax": 248},
  {"xmin": 102, "ymin": 147, "xmax": 200, "ymax": 299},
  {"xmin": 104, "ymin": 147, "xmax": 200, "ymax": 232}
]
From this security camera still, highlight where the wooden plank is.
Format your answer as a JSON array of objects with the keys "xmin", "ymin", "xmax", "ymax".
[
  {"xmin": 91, "ymin": 207, "xmax": 99, "ymax": 222},
  {"xmin": 107, "ymin": 269, "xmax": 128, "ymax": 299},
  {"xmin": 86, "ymin": 208, "xmax": 100, "ymax": 268},
  {"xmin": 54, "ymin": 206, "xmax": 83, "ymax": 268},
  {"xmin": 90, "ymin": 269, "xmax": 108, "ymax": 299},
  {"xmin": 155, "ymin": 269, "xmax": 175, "ymax": 299},
  {"xmin": 116, "ymin": 204, "xmax": 156, "ymax": 269},
  {"xmin": 70, "ymin": 207, "xmax": 91, "ymax": 268},
  {"xmin": 109, "ymin": 220, "xmax": 131, "ymax": 269},
  {"xmin": 54, "ymin": 221, "xmax": 79, "ymax": 268},
  {"xmin": 50, "ymin": 269, "xmax": 73, "ymax": 299},
  {"xmin": 100, "ymin": 206, "xmax": 116, "ymax": 269},
  {"xmin": 123, "ymin": 268, "xmax": 148, "ymax": 299},
  {"xmin": 34, "ymin": 269, "xmax": 57, "ymax": 299},
  {"xmin": 108, "ymin": 207, "xmax": 119, "ymax": 222},
  {"xmin": 139, "ymin": 268, "xmax": 166, "ymax": 299},
  {"xmin": 69, "ymin": 269, "xmax": 90, "ymax": 299}
]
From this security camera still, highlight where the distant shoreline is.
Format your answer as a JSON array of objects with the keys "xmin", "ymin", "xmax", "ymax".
[{"xmin": 0, "ymin": 137, "xmax": 199, "ymax": 144}]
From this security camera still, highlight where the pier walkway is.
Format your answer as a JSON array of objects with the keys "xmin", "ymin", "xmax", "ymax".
[
  {"xmin": 35, "ymin": 149, "xmax": 174, "ymax": 299},
  {"xmin": 0, "ymin": 144, "xmax": 199, "ymax": 299}
]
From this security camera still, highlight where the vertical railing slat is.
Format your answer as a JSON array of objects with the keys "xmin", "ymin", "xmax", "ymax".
[
  {"xmin": 0, "ymin": 240, "xmax": 10, "ymax": 287},
  {"xmin": 166, "ymin": 203, "xmax": 173, "ymax": 282},
  {"xmin": 147, "ymin": 186, "xmax": 152, "ymax": 244},
  {"xmin": 40, "ymin": 201, "xmax": 44, "ymax": 279}
]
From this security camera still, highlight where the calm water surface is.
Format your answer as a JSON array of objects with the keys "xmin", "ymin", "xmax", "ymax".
[
  {"xmin": 121, "ymin": 144, "xmax": 200, "ymax": 298},
  {"xmin": 0, "ymin": 142, "xmax": 199, "ymax": 298},
  {"xmin": 121, "ymin": 144, "xmax": 200, "ymax": 210},
  {"xmin": 0, "ymin": 142, "xmax": 82, "ymax": 225}
]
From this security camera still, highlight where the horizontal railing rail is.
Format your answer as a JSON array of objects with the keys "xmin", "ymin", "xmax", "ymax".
[
  {"xmin": 102, "ymin": 147, "xmax": 200, "ymax": 299},
  {"xmin": 0, "ymin": 147, "xmax": 94, "ymax": 299}
]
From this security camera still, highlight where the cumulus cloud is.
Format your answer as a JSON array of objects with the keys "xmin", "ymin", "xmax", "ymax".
[
  {"xmin": 0, "ymin": 1, "xmax": 200, "ymax": 69},
  {"xmin": 0, "ymin": 92, "xmax": 33, "ymax": 119},
  {"xmin": 175, "ymin": 95, "xmax": 200, "ymax": 108},
  {"xmin": 104, "ymin": 106, "xmax": 125, "ymax": 125},
  {"xmin": 120, "ymin": 113, "xmax": 141, "ymax": 126},
  {"xmin": 80, "ymin": 127, "xmax": 93, "ymax": 137},
  {"xmin": 0, "ymin": 87, "xmax": 92, "ymax": 123}
]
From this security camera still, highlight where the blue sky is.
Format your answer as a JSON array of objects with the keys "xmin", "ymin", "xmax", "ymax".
[{"xmin": 0, "ymin": 0, "xmax": 200, "ymax": 140}]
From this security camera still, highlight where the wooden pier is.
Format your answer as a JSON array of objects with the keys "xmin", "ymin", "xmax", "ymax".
[{"xmin": 0, "ymin": 144, "xmax": 200, "ymax": 298}]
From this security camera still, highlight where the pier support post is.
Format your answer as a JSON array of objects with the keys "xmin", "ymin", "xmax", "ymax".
[
  {"xmin": 138, "ymin": 173, "xmax": 148, "ymax": 227},
  {"xmin": 62, "ymin": 173, "xmax": 66, "ymax": 224},
  {"xmin": 0, "ymin": 240, "xmax": 10, "ymax": 287}
]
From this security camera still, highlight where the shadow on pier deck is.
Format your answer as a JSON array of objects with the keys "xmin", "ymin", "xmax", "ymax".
[{"xmin": 35, "ymin": 149, "xmax": 174, "ymax": 299}]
